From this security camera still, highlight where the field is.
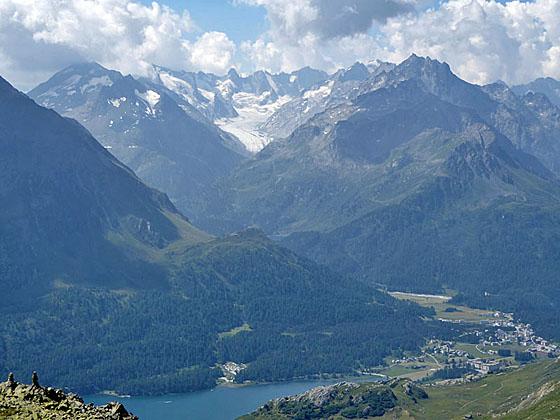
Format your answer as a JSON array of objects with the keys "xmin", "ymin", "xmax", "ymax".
[
  {"xmin": 401, "ymin": 360, "xmax": 560, "ymax": 419},
  {"xmin": 381, "ymin": 363, "xmax": 438, "ymax": 381},
  {"xmin": 388, "ymin": 291, "xmax": 496, "ymax": 323},
  {"xmin": 218, "ymin": 323, "xmax": 253, "ymax": 339}
]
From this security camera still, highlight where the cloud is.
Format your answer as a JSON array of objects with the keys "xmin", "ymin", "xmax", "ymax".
[
  {"xmin": 315, "ymin": 0, "xmax": 415, "ymax": 39},
  {"xmin": 238, "ymin": 0, "xmax": 413, "ymax": 73},
  {"xmin": 381, "ymin": 0, "xmax": 560, "ymax": 84},
  {"xmin": 241, "ymin": 0, "xmax": 560, "ymax": 85},
  {"xmin": 0, "ymin": 0, "xmax": 237, "ymax": 90},
  {"xmin": 239, "ymin": 0, "xmax": 415, "ymax": 43},
  {"xmin": 190, "ymin": 31, "xmax": 236, "ymax": 75},
  {"xmin": 1, "ymin": 0, "xmax": 560, "ymax": 89}
]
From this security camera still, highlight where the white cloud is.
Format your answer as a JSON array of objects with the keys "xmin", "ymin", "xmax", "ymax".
[
  {"xmin": 240, "ymin": 0, "xmax": 560, "ymax": 85},
  {"xmin": 237, "ymin": 0, "xmax": 411, "ymax": 73},
  {"xmin": 190, "ymin": 31, "xmax": 236, "ymax": 75},
  {"xmin": 0, "ymin": 0, "xmax": 237, "ymax": 90},
  {"xmin": 381, "ymin": 0, "xmax": 560, "ymax": 84},
  {"xmin": 1, "ymin": 0, "xmax": 560, "ymax": 89}
]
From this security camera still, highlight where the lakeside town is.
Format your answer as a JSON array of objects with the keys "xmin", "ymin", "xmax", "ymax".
[{"xmin": 381, "ymin": 293, "xmax": 560, "ymax": 384}]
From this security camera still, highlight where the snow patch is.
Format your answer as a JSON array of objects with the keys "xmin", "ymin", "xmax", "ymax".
[
  {"xmin": 303, "ymin": 81, "xmax": 334, "ymax": 100},
  {"xmin": 136, "ymin": 89, "xmax": 160, "ymax": 116},
  {"xmin": 159, "ymin": 72, "xmax": 195, "ymax": 102},
  {"xmin": 216, "ymin": 79, "xmax": 235, "ymax": 98},
  {"xmin": 108, "ymin": 97, "xmax": 127, "ymax": 108},
  {"xmin": 216, "ymin": 92, "xmax": 292, "ymax": 153}
]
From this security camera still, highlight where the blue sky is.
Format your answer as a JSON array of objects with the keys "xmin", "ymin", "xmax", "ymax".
[{"xmin": 140, "ymin": 0, "xmax": 268, "ymax": 42}]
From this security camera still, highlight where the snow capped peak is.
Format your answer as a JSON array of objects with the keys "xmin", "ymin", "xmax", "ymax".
[
  {"xmin": 28, "ymin": 62, "xmax": 123, "ymax": 111},
  {"xmin": 144, "ymin": 66, "xmax": 328, "ymax": 152}
]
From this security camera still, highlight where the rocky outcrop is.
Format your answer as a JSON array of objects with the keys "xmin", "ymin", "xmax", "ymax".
[
  {"xmin": 241, "ymin": 381, "xmax": 400, "ymax": 419},
  {"xmin": 0, "ymin": 372, "xmax": 137, "ymax": 419}
]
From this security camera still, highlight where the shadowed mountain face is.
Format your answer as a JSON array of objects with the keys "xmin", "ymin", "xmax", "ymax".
[
  {"xmin": 0, "ymin": 76, "xmax": 446, "ymax": 395},
  {"xmin": 0, "ymin": 75, "xmax": 207, "ymax": 296},
  {"xmin": 28, "ymin": 63, "xmax": 247, "ymax": 224},
  {"xmin": 200, "ymin": 56, "xmax": 560, "ymax": 339}
]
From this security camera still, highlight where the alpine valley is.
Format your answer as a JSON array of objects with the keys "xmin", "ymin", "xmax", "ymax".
[
  {"xmin": 3, "ymin": 50, "xmax": 560, "ymax": 415},
  {"xmin": 0, "ymin": 71, "xmax": 449, "ymax": 396}
]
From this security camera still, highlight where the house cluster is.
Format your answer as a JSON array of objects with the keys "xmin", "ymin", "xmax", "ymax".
[
  {"xmin": 383, "ymin": 308, "xmax": 558, "ymax": 385},
  {"xmin": 218, "ymin": 361, "xmax": 247, "ymax": 383},
  {"xmin": 426, "ymin": 340, "xmax": 469, "ymax": 359},
  {"xmin": 467, "ymin": 358, "xmax": 508, "ymax": 374},
  {"xmin": 422, "ymin": 310, "xmax": 559, "ymax": 382},
  {"xmin": 483, "ymin": 313, "xmax": 559, "ymax": 357}
]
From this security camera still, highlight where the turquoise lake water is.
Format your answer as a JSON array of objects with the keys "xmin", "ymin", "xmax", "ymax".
[{"xmin": 87, "ymin": 377, "xmax": 380, "ymax": 420}]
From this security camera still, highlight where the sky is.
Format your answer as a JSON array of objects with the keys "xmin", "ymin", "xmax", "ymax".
[{"xmin": 0, "ymin": 0, "xmax": 559, "ymax": 90}]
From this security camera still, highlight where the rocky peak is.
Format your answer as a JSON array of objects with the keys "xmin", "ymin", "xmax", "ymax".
[
  {"xmin": 513, "ymin": 76, "xmax": 560, "ymax": 107},
  {"xmin": 0, "ymin": 372, "xmax": 137, "ymax": 419},
  {"xmin": 397, "ymin": 54, "xmax": 452, "ymax": 78},
  {"xmin": 336, "ymin": 62, "xmax": 370, "ymax": 82},
  {"xmin": 227, "ymin": 67, "xmax": 241, "ymax": 81}
]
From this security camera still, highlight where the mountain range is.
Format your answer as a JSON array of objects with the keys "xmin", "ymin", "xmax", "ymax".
[
  {"xmin": 194, "ymin": 55, "xmax": 560, "ymax": 340},
  {"xmin": 6, "ymin": 53, "xmax": 560, "ymax": 394},
  {"xmin": 0, "ymin": 74, "xmax": 449, "ymax": 395},
  {"xmin": 147, "ymin": 64, "xmax": 329, "ymax": 151}
]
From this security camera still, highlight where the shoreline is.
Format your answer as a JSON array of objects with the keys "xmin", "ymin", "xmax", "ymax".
[{"xmin": 89, "ymin": 373, "xmax": 388, "ymax": 399}]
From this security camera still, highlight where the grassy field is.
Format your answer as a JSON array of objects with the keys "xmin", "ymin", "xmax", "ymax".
[
  {"xmin": 389, "ymin": 291, "xmax": 496, "ymax": 323},
  {"xmin": 381, "ymin": 364, "xmax": 438, "ymax": 381},
  {"xmin": 218, "ymin": 323, "xmax": 252, "ymax": 339},
  {"xmin": 404, "ymin": 359, "xmax": 560, "ymax": 419},
  {"xmin": 454, "ymin": 343, "xmax": 494, "ymax": 359},
  {"xmin": 501, "ymin": 381, "xmax": 560, "ymax": 419},
  {"xmin": 389, "ymin": 292, "xmax": 451, "ymax": 306}
]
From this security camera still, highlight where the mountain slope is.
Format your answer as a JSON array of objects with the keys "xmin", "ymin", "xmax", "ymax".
[
  {"xmin": 241, "ymin": 359, "xmax": 560, "ymax": 419},
  {"xmin": 200, "ymin": 56, "xmax": 560, "ymax": 340},
  {"xmin": 513, "ymin": 77, "xmax": 560, "ymax": 107},
  {"xmin": 28, "ymin": 63, "xmax": 246, "ymax": 223},
  {"xmin": 0, "ymin": 76, "xmax": 447, "ymax": 395},
  {"xmin": 260, "ymin": 60, "xmax": 395, "ymax": 140},
  {"xmin": 0, "ymin": 74, "xmax": 207, "ymax": 296}
]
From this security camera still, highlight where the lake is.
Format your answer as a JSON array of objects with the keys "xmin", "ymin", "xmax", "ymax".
[{"xmin": 87, "ymin": 377, "xmax": 381, "ymax": 420}]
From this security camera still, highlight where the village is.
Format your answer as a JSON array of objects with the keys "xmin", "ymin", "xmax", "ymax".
[{"xmin": 382, "ymin": 293, "xmax": 560, "ymax": 384}]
